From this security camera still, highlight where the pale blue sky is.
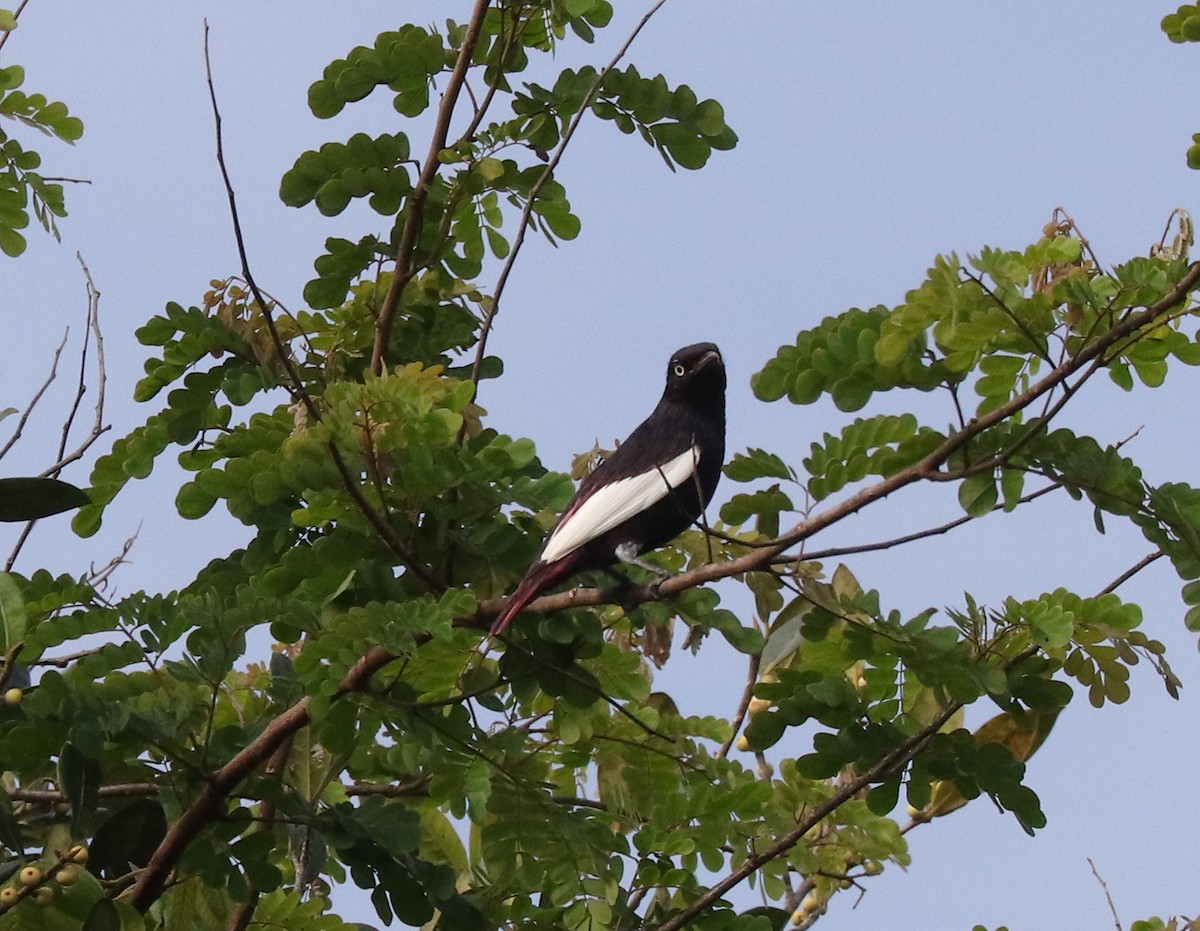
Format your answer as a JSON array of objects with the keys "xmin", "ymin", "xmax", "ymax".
[{"xmin": 3, "ymin": 3, "xmax": 1198, "ymax": 928}]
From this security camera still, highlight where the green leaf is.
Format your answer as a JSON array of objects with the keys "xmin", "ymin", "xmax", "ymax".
[
  {"xmin": 0, "ymin": 787, "xmax": 22, "ymax": 855},
  {"xmin": 725, "ymin": 448, "xmax": 793, "ymax": 483},
  {"xmin": 0, "ymin": 571, "xmax": 25, "ymax": 652},
  {"xmin": 82, "ymin": 897, "xmax": 121, "ymax": 931},
  {"xmin": 57, "ymin": 742, "xmax": 101, "ymax": 838},
  {"xmin": 0, "ymin": 476, "xmax": 90, "ymax": 521},
  {"xmin": 0, "ymin": 225, "xmax": 26, "ymax": 257},
  {"xmin": 958, "ymin": 472, "xmax": 998, "ymax": 517},
  {"xmin": 88, "ymin": 799, "xmax": 168, "ymax": 879}
]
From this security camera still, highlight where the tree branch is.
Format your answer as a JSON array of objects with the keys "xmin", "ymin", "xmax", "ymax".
[
  {"xmin": 472, "ymin": 259, "xmax": 1200, "ymax": 628},
  {"xmin": 370, "ymin": 0, "xmax": 492, "ymax": 376},
  {"xmin": 649, "ymin": 702, "xmax": 963, "ymax": 931},
  {"xmin": 127, "ymin": 644, "xmax": 395, "ymax": 911}
]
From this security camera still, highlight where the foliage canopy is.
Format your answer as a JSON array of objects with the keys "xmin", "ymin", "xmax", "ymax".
[{"xmin": 2, "ymin": 3, "xmax": 1200, "ymax": 930}]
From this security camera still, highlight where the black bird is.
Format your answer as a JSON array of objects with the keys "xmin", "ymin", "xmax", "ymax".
[{"xmin": 490, "ymin": 342, "xmax": 726, "ymax": 636}]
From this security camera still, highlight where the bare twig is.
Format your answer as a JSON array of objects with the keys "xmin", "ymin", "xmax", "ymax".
[
  {"xmin": 0, "ymin": 329, "xmax": 67, "ymax": 462},
  {"xmin": 717, "ymin": 648, "xmax": 759, "ymax": 759},
  {"xmin": 1097, "ymin": 551, "xmax": 1164, "ymax": 596},
  {"xmin": 203, "ymin": 22, "xmax": 309, "ymax": 416},
  {"xmin": 6, "ymin": 256, "xmax": 110, "ymax": 571},
  {"xmin": 42, "ymin": 252, "xmax": 109, "ymax": 475},
  {"xmin": 789, "ymin": 482, "xmax": 1062, "ymax": 564},
  {"xmin": 1088, "ymin": 857, "xmax": 1123, "ymax": 931}
]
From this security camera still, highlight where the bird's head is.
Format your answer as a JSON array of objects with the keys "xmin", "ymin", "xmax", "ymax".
[{"xmin": 663, "ymin": 342, "xmax": 725, "ymax": 408}]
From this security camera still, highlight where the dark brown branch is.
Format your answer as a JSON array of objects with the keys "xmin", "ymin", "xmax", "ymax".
[
  {"xmin": 370, "ymin": 0, "xmax": 492, "ymax": 375},
  {"xmin": 225, "ymin": 737, "xmax": 293, "ymax": 931},
  {"xmin": 10, "ymin": 782, "xmax": 157, "ymax": 804},
  {"xmin": 127, "ymin": 644, "xmax": 395, "ymax": 911},
  {"xmin": 789, "ymin": 482, "xmax": 1062, "ymax": 564}
]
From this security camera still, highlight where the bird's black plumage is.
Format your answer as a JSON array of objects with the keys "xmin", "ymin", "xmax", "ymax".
[{"xmin": 490, "ymin": 342, "xmax": 726, "ymax": 636}]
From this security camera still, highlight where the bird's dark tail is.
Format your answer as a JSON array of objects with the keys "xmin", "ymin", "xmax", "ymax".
[{"xmin": 489, "ymin": 557, "xmax": 577, "ymax": 636}]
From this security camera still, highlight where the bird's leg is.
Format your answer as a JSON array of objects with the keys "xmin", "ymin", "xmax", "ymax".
[{"xmin": 614, "ymin": 542, "xmax": 671, "ymax": 598}]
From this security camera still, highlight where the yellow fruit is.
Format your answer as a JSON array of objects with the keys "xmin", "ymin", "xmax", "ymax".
[
  {"xmin": 3, "ymin": 688, "xmax": 21, "ymax": 707},
  {"xmin": 67, "ymin": 845, "xmax": 89, "ymax": 865},
  {"xmin": 55, "ymin": 865, "xmax": 77, "ymax": 886},
  {"xmin": 0, "ymin": 887, "xmax": 18, "ymax": 907},
  {"xmin": 18, "ymin": 866, "xmax": 40, "ymax": 887},
  {"xmin": 735, "ymin": 734, "xmax": 750, "ymax": 752},
  {"xmin": 33, "ymin": 886, "xmax": 53, "ymax": 906}
]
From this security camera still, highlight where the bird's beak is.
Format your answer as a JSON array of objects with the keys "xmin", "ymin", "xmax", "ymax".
[{"xmin": 698, "ymin": 349, "xmax": 721, "ymax": 369}]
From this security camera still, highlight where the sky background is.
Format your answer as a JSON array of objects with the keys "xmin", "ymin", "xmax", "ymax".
[{"xmin": 3, "ymin": 2, "xmax": 1199, "ymax": 928}]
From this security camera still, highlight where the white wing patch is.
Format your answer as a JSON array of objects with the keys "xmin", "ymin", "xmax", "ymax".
[{"xmin": 540, "ymin": 445, "xmax": 699, "ymax": 564}]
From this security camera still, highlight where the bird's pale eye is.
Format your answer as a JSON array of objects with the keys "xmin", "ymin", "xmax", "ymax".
[{"xmin": 673, "ymin": 363, "xmax": 686, "ymax": 377}]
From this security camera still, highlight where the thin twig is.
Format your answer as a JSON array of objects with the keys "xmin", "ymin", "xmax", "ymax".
[
  {"xmin": 788, "ymin": 482, "xmax": 1062, "ymax": 564},
  {"xmin": 650, "ymin": 702, "xmax": 963, "ymax": 931},
  {"xmin": 0, "ymin": 0, "xmax": 30, "ymax": 56},
  {"xmin": 717, "ymin": 648, "xmax": 759, "ymax": 759},
  {"xmin": 467, "ymin": 0, "xmax": 671, "ymax": 396},
  {"xmin": 43, "ymin": 252, "xmax": 109, "ymax": 475},
  {"xmin": 10, "ymin": 782, "xmax": 157, "ymax": 804},
  {"xmin": 1097, "ymin": 551, "xmax": 1163, "ymax": 596},
  {"xmin": 203, "ymin": 22, "xmax": 309, "ymax": 416},
  {"xmin": 1088, "ymin": 857, "xmax": 1123, "ymax": 931},
  {"xmin": 0, "ymin": 329, "xmax": 67, "ymax": 462}
]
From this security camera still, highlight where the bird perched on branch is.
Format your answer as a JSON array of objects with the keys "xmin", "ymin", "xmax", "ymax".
[{"xmin": 490, "ymin": 342, "xmax": 726, "ymax": 637}]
